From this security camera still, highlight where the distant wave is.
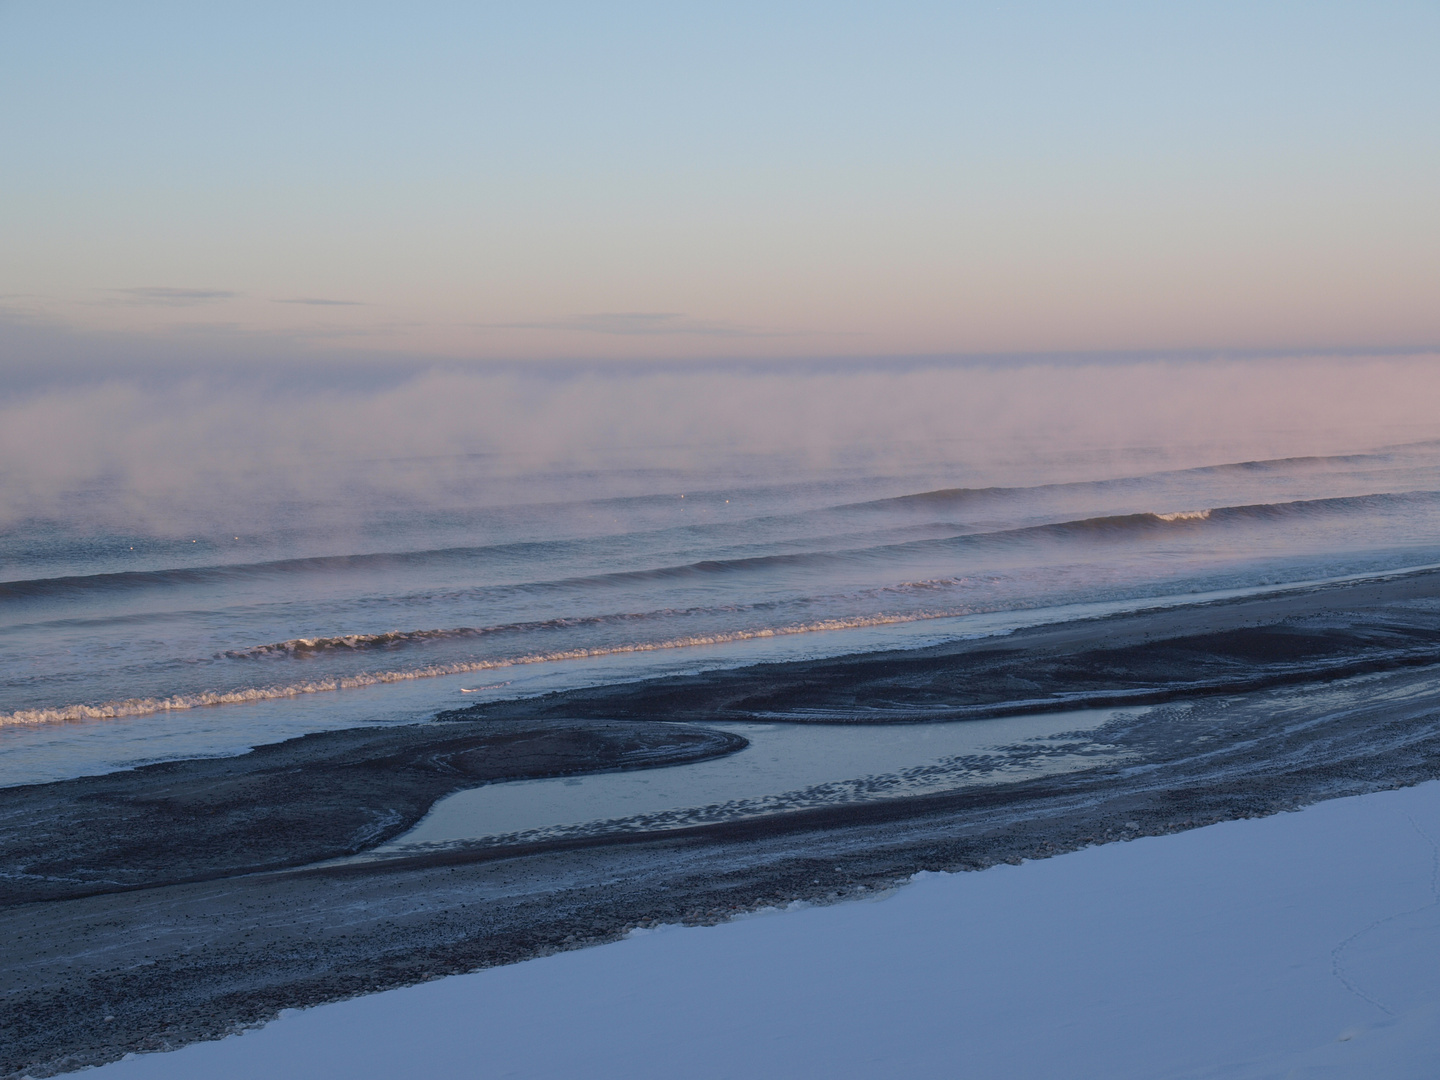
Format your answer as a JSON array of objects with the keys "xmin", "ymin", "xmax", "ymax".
[
  {"xmin": 853, "ymin": 485, "xmax": 1023, "ymax": 510},
  {"xmin": 1191, "ymin": 452, "xmax": 1384, "ymax": 475},
  {"xmin": 851, "ymin": 450, "xmax": 1399, "ymax": 511},
  {"xmin": 1209, "ymin": 491, "xmax": 1440, "ymax": 523},
  {"xmin": 925, "ymin": 490, "xmax": 1440, "ymax": 547},
  {"xmin": 0, "ymin": 538, "xmax": 591, "ymax": 602},
  {"xmin": 618, "ymin": 491, "xmax": 1440, "ymax": 573},
  {"xmin": 0, "ymin": 611, "xmax": 964, "ymax": 727},
  {"xmin": 7, "ymin": 489, "xmax": 1437, "ymax": 606}
]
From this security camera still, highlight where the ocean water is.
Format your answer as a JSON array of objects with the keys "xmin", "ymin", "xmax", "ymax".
[{"xmin": 5, "ymin": 438, "xmax": 1440, "ymax": 788}]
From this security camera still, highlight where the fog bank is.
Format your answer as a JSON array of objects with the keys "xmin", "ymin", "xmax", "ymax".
[{"xmin": 4, "ymin": 354, "xmax": 1439, "ymax": 534}]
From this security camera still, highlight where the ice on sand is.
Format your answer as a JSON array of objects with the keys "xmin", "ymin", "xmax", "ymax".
[{"xmin": 96, "ymin": 782, "xmax": 1440, "ymax": 1079}]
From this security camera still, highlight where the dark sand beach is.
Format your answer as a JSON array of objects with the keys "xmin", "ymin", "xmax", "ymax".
[
  {"xmin": 0, "ymin": 721, "xmax": 745, "ymax": 905},
  {"xmin": 6, "ymin": 569, "xmax": 1440, "ymax": 1077}
]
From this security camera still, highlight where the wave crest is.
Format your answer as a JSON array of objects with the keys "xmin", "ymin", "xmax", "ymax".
[
  {"xmin": 0, "ymin": 611, "xmax": 965, "ymax": 728},
  {"xmin": 9, "ymin": 492, "xmax": 1436, "ymax": 605}
]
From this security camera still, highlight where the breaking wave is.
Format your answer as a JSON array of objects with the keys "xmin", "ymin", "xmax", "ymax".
[
  {"xmin": 226, "ymin": 579, "xmax": 1002, "ymax": 661},
  {"xmin": 221, "ymin": 608, "xmax": 754, "ymax": 659},
  {"xmin": 855, "ymin": 491, "xmax": 1437, "ymax": 557},
  {"xmin": 0, "ymin": 611, "xmax": 965, "ymax": 727}
]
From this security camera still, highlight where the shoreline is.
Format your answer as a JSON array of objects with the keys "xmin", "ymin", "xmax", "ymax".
[
  {"xmin": 9, "ymin": 559, "xmax": 1440, "ymax": 749},
  {"xmin": 446, "ymin": 563, "xmax": 1440, "ymax": 726},
  {"xmin": 6, "ymin": 568, "xmax": 1440, "ymax": 1077}
]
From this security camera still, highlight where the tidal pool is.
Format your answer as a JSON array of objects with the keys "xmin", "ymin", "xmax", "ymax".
[{"xmin": 370, "ymin": 706, "xmax": 1136, "ymax": 855}]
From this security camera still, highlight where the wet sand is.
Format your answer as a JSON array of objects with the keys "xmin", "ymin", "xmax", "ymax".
[
  {"xmin": 5, "ymin": 568, "xmax": 1440, "ymax": 1078},
  {"xmin": 0, "ymin": 721, "xmax": 745, "ymax": 905}
]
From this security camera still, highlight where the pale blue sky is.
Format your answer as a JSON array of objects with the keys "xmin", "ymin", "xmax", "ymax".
[{"xmin": 3, "ymin": 2, "xmax": 1437, "ymax": 361}]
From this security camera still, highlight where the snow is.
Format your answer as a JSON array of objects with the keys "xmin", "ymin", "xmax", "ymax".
[{"xmin": 89, "ymin": 783, "xmax": 1440, "ymax": 1079}]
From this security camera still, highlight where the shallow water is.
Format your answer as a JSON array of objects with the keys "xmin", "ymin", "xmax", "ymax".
[{"xmin": 373, "ymin": 707, "xmax": 1134, "ymax": 853}]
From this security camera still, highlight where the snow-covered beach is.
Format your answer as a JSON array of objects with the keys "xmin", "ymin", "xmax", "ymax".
[
  {"xmin": 89, "ymin": 779, "xmax": 1440, "ymax": 1080},
  {"xmin": 7, "ymin": 3, "xmax": 1440, "ymax": 1077}
]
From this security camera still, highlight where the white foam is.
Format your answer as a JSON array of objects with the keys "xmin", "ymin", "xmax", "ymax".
[{"xmin": 0, "ymin": 611, "xmax": 962, "ymax": 727}]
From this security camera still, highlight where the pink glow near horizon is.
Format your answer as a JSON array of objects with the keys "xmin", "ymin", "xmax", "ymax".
[
  {"xmin": 1, "ymin": 4, "xmax": 1436, "ymax": 362},
  {"xmin": 3, "ymin": 356, "xmax": 1439, "ymax": 532}
]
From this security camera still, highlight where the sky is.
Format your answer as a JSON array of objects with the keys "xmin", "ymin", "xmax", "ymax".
[
  {"xmin": 4, "ymin": 3, "xmax": 1440, "ymax": 532},
  {"xmin": 3, "ymin": 1, "xmax": 1438, "ymax": 365}
]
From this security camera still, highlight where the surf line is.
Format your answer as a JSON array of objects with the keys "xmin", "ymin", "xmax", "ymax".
[
  {"xmin": 10, "ymin": 560, "xmax": 1440, "ymax": 729},
  {"xmin": 0, "ymin": 611, "xmax": 959, "ymax": 727}
]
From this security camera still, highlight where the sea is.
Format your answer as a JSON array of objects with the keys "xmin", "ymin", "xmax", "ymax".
[{"xmin": 6, "ymin": 428, "xmax": 1440, "ymax": 794}]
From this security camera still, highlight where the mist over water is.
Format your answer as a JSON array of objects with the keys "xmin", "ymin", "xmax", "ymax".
[{"xmin": 4, "ymin": 356, "xmax": 1440, "ymax": 786}]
